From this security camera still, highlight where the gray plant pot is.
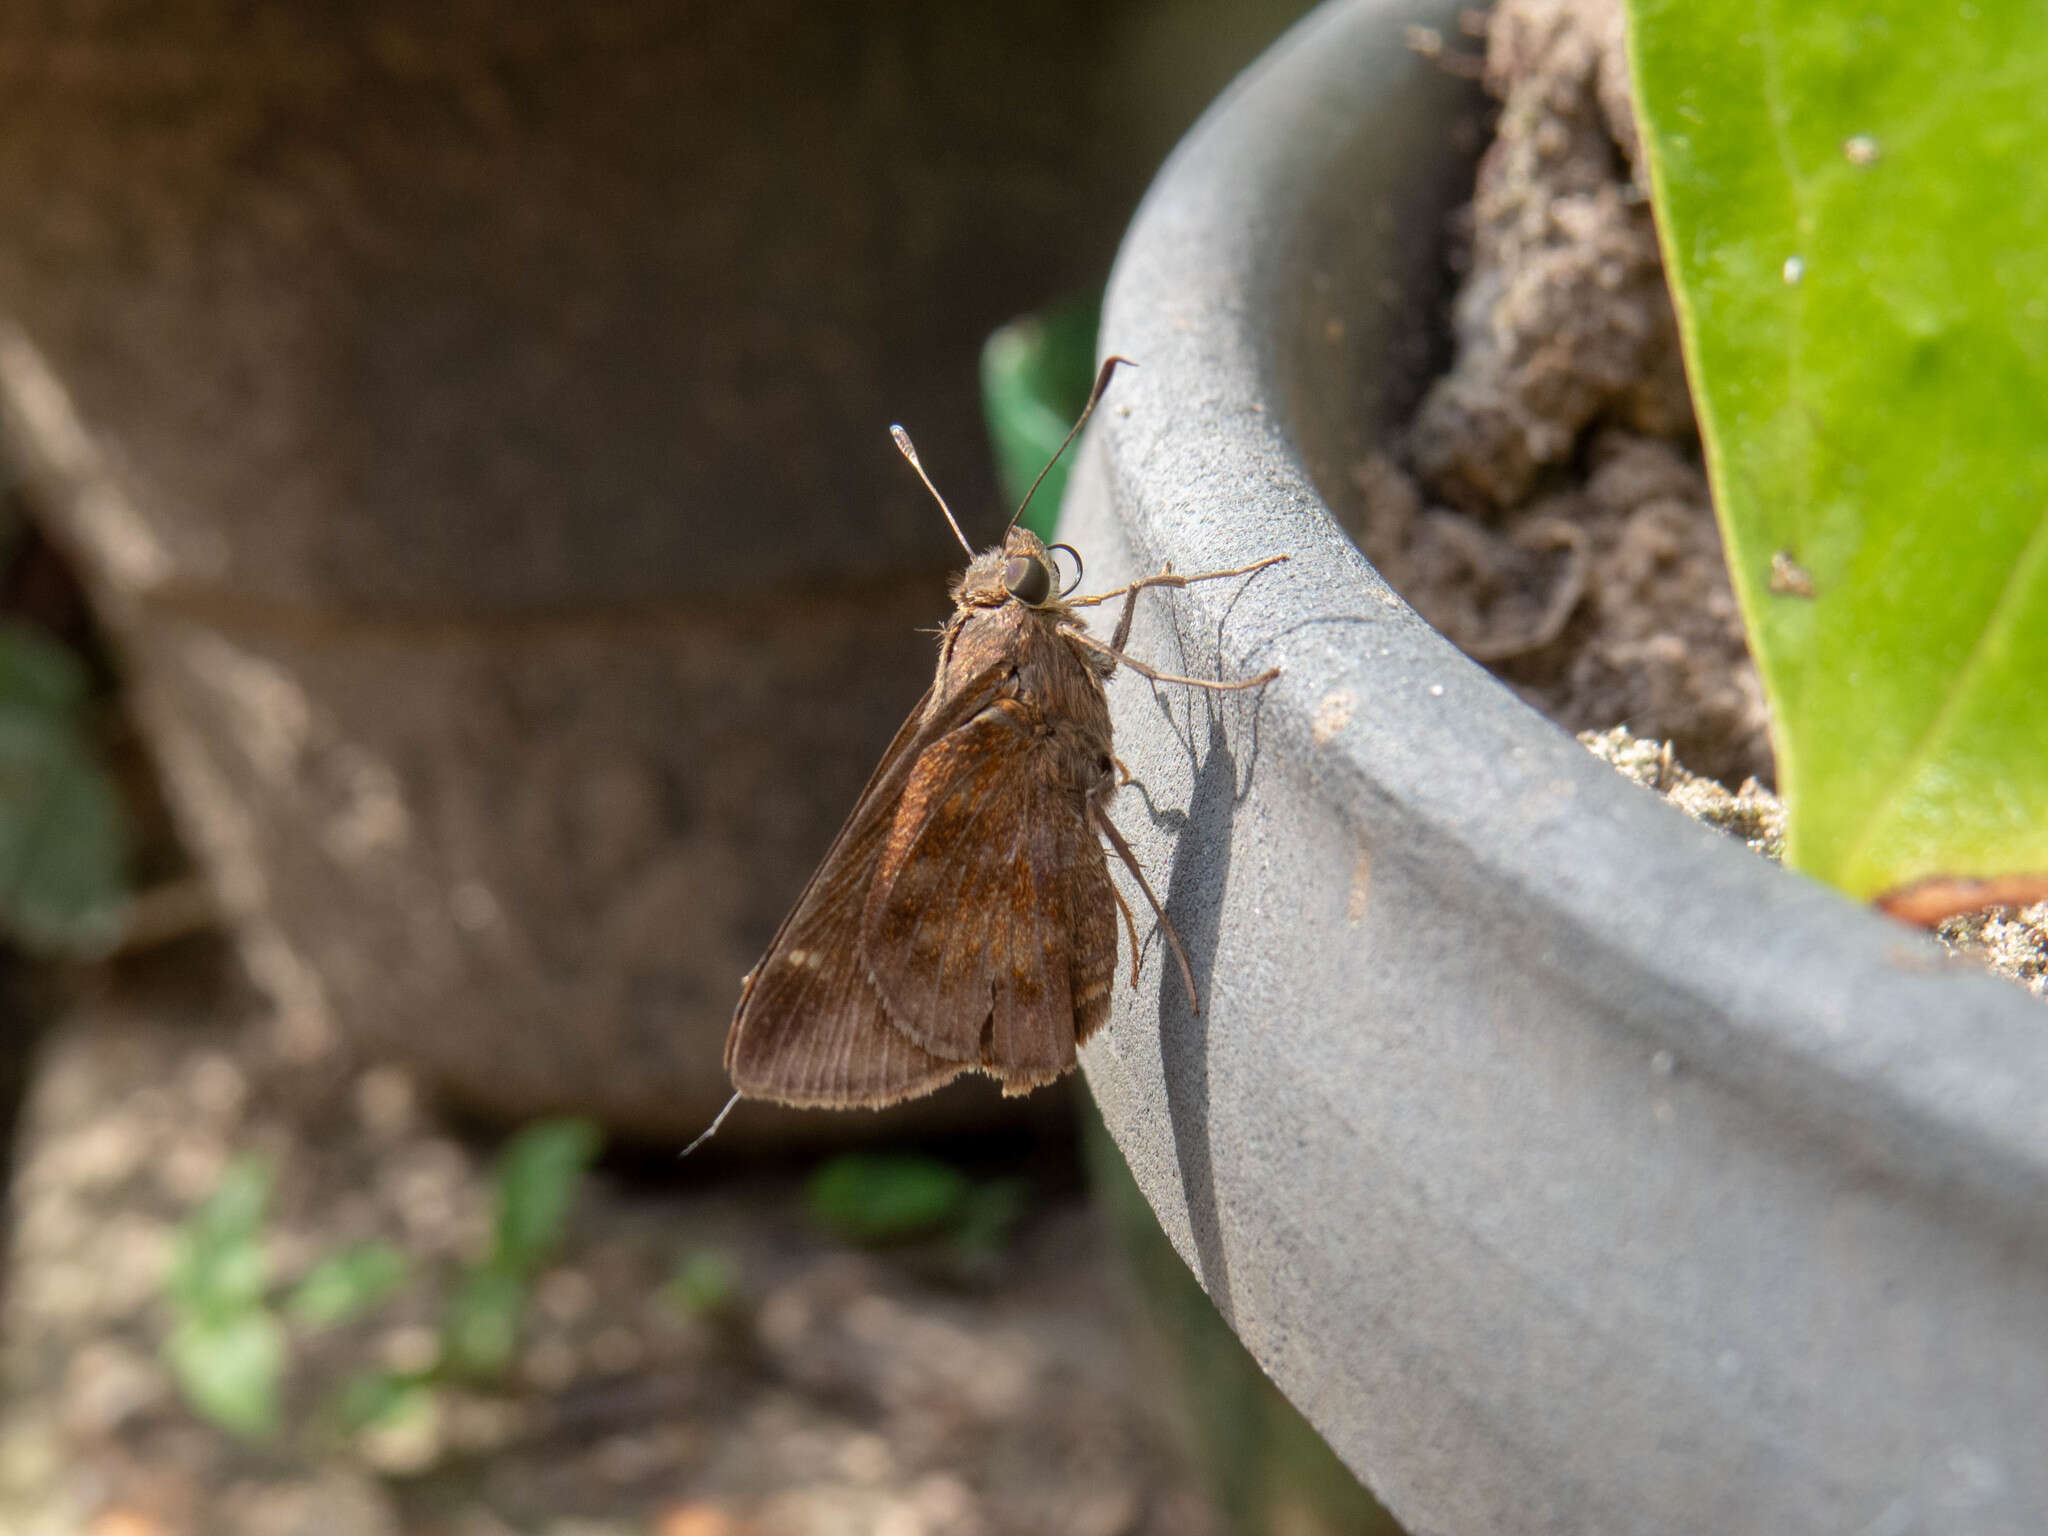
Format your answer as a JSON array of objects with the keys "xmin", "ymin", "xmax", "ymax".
[{"xmin": 1061, "ymin": 3, "xmax": 2048, "ymax": 1534}]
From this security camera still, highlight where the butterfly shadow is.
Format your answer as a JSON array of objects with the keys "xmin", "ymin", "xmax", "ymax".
[
  {"xmin": 1153, "ymin": 709, "xmax": 1243, "ymax": 1318},
  {"xmin": 1126, "ymin": 567, "xmax": 1404, "ymax": 1313},
  {"xmin": 1128, "ymin": 580, "xmax": 1281, "ymax": 1323}
]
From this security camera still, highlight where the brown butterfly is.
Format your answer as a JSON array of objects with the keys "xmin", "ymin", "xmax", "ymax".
[{"xmin": 688, "ymin": 359, "xmax": 1283, "ymax": 1148}]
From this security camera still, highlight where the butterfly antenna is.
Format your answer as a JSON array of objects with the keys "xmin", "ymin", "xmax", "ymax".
[
  {"xmin": 1005, "ymin": 354, "xmax": 1135, "ymax": 537},
  {"xmin": 891, "ymin": 425, "xmax": 975, "ymax": 558},
  {"xmin": 679, "ymin": 1090, "xmax": 741, "ymax": 1160}
]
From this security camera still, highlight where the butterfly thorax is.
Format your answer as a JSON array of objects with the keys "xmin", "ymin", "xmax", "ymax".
[{"xmin": 932, "ymin": 530, "xmax": 1114, "ymax": 801}]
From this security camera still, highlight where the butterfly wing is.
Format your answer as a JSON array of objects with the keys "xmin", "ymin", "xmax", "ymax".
[
  {"xmin": 858, "ymin": 693, "xmax": 1118, "ymax": 1094},
  {"xmin": 724, "ymin": 664, "xmax": 1009, "ymax": 1108}
]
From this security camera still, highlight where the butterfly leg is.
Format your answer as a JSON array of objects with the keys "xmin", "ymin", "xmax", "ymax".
[
  {"xmin": 1107, "ymin": 565, "xmax": 1163, "ymax": 654},
  {"xmin": 1069, "ymin": 553, "xmax": 1288, "ymax": 686},
  {"xmin": 1066, "ymin": 567, "xmax": 1184, "ymax": 614},
  {"xmin": 1115, "ymin": 554, "xmax": 1287, "ymax": 648},
  {"xmin": 1103, "ymin": 863, "xmax": 1144, "ymax": 987},
  {"xmin": 1070, "ymin": 628, "xmax": 1281, "ymax": 692},
  {"xmin": 1088, "ymin": 790, "xmax": 1200, "ymax": 1014},
  {"xmin": 1068, "ymin": 551, "xmax": 1290, "ymax": 632}
]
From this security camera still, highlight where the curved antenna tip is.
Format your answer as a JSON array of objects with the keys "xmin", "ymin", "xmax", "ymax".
[
  {"xmin": 891, "ymin": 424, "xmax": 975, "ymax": 558},
  {"xmin": 1005, "ymin": 354, "xmax": 1136, "ymax": 537}
]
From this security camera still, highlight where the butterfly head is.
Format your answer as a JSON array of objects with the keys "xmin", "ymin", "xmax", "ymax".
[{"xmin": 954, "ymin": 527, "xmax": 1080, "ymax": 612}]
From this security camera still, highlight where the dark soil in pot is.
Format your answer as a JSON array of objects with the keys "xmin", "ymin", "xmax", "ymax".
[
  {"xmin": 0, "ymin": 964, "xmax": 1229, "ymax": 1533},
  {"xmin": 1338, "ymin": 0, "xmax": 1770, "ymax": 791}
]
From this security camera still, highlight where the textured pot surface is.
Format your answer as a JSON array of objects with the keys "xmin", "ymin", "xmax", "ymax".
[{"xmin": 1066, "ymin": 3, "xmax": 2048, "ymax": 1533}]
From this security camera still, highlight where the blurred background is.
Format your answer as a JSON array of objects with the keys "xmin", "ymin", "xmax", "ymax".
[{"xmin": 0, "ymin": 2, "xmax": 1405, "ymax": 1532}]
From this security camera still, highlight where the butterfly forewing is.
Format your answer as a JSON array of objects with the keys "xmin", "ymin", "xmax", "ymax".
[
  {"xmin": 858, "ymin": 692, "xmax": 1117, "ymax": 1092},
  {"xmin": 725, "ymin": 665, "xmax": 1008, "ymax": 1107}
]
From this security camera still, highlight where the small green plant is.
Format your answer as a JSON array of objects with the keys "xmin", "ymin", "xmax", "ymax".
[
  {"xmin": 663, "ymin": 1253, "xmax": 737, "ymax": 1327},
  {"xmin": 807, "ymin": 1152, "xmax": 970, "ymax": 1244},
  {"xmin": 286, "ymin": 1241, "xmax": 408, "ymax": 1331},
  {"xmin": 1625, "ymin": 0, "xmax": 2048, "ymax": 907},
  {"xmin": 806, "ymin": 1151, "xmax": 1030, "ymax": 1257},
  {"xmin": 441, "ymin": 1116, "xmax": 602, "ymax": 1377},
  {"xmin": 0, "ymin": 622, "xmax": 129, "ymax": 953},
  {"xmin": 163, "ymin": 1157, "xmax": 287, "ymax": 1439},
  {"xmin": 163, "ymin": 1117, "xmax": 603, "ymax": 1444},
  {"xmin": 664, "ymin": 1247, "xmax": 741, "ymax": 1321}
]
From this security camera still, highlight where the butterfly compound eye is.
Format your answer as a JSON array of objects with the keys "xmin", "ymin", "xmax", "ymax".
[{"xmin": 1002, "ymin": 555, "xmax": 1053, "ymax": 606}]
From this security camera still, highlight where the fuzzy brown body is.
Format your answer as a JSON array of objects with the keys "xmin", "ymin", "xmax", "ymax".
[{"xmin": 724, "ymin": 527, "xmax": 1123, "ymax": 1108}]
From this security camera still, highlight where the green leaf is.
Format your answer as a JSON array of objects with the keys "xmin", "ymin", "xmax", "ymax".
[
  {"xmin": 165, "ymin": 1160, "xmax": 284, "ymax": 1436},
  {"xmin": 806, "ymin": 1153, "xmax": 971, "ymax": 1246},
  {"xmin": 286, "ymin": 1242, "xmax": 409, "ymax": 1331},
  {"xmin": 441, "ymin": 1263, "xmax": 526, "ymax": 1378},
  {"xmin": 441, "ymin": 1116, "xmax": 599, "ymax": 1379},
  {"xmin": 335, "ymin": 1369, "xmax": 433, "ymax": 1435},
  {"xmin": 0, "ymin": 624, "xmax": 128, "ymax": 952},
  {"xmin": 168, "ymin": 1158, "xmax": 273, "ymax": 1319},
  {"xmin": 981, "ymin": 296, "xmax": 1102, "ymax": 538},
  {"xmin": 1626, "ymin": 0, "xmax": 2048, "ymax": 898},
  {"xmin": 951, "ymin": 1176, "xmax": 1031, "ymax": 1260},
  {"xmin": 0, "ymin": 623, "xmax": 85, "ymax": 713},
  {"xmin": 664, "ymin": 1247, "xmax": 741, "ymax": 1320},
  {"xmin": 489, "ymin": 1117, "xmax": 601, "ymax": 1273},
  {"xmin": 166, "ymin": 1308, "xmax": 285, "ymax": 1439}
]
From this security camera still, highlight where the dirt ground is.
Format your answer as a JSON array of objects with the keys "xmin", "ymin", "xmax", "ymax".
[{"xmin": 0, "ymin": 943, "xmax": 1226, "ymax": 1536}]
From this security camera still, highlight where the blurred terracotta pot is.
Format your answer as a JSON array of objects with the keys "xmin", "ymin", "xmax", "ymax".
[{"xmin": 0, "ymin": 0, "xmax": 1305, "ymax": 1136}]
